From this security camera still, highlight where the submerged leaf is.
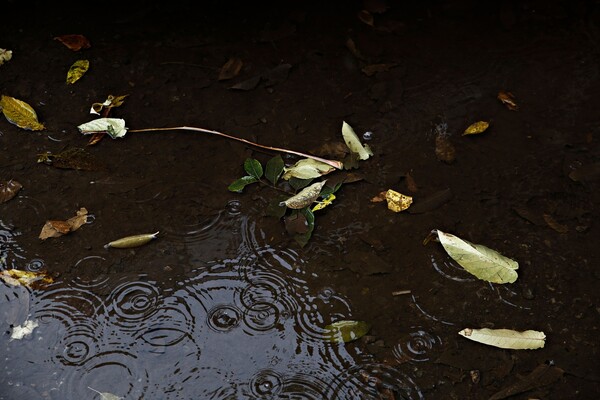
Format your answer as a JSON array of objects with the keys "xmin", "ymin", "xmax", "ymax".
[
  {"xmin": 105, "ymin": 231, "xmax": 159, "ymax": 249},
  {"xmin": 218, "ymin": 57, "xmax": 243, "ymax": 81},
  {"xmin": 37, "ymin": 147, "xmax": 104, "ymax": 171},
  {"xmin": 458, "ymin": 328, "xmax": 546, "ymax": 350},
  {"xmin": 265, "ymin": 155, "xmax": 284, "ymax": 185},
  {"xmin": 282, "ymin": 158, "xmax": 335, "ymax": 180},
  {"xmin": 228, "ymin": 176, "xmax": 258, "ymax": 192},
  {"xmin": 280, "ymin": 181, "xmax": 326, "ymax": 209},
  {"xmin": 325, "ymin": 320, "xmax": 372, "ymax": 343},
  {"xmin": 463, "ymin": 121, "xmax": 489, "ymax": 135},
  {"xmin": 342, "ymin": 121, "xmax": 373, "ymax": 160},
  {"xmin": 435, "ymin": 134, "xmax": 455, "ymax": 163},
  {"xmin": 0, "ymin": 180, "xmax": 23, "ymax": 203},
  {"xmin": 244, "ymin": 158, "xmax": 263, "ymax": 179},
  {"xmin": 0, "ymin": 95, "xmax": 45, "ymax": 131},
  {"xmin": 293, "ymin": 207, "xmax": 315, "ymax": 247},
  {"xmin": 66, "ymin": 59, "xmax": 89, "ymax": 84},
  {"xmin": 434, "ymin": 229, "xmax": 518, "ymax": 284},
  {"xmin": 0, "ymin": 269, "xmax": 53, "ymax": 288},
  {"xmin": 78, "ymin": 118, "xmax": 127, "ymax": 138},
  {"xmin": 54, "ymin": 34, "xmax": 91, "ymax": 51}
]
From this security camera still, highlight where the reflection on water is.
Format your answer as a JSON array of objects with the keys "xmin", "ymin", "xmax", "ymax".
[{"xmin": 0, "ymin": 201, "xmax": 423, "ymax": 400}]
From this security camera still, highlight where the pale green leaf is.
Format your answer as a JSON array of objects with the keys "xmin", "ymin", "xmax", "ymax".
[
  {"xmin": 244, "ymin": 158, "xmax": 263, "ymax": 179},
  {"xmin": 342, "ymin": 121, "xmax": 373, "ymax": 160},
  {"xmin": 436, "ymin": 230, "xmax": 518, "ymax": 284},
  {"xmin": 279, "ymin": 181, "xmax": 326, "ymax": 209},
  {"xmin": 228, "ymin": 176, "xmax": 258, "ymax": 192},
  {"xmin": 458, "ymin": 328, "xmax": 546, "ymax": 350},
  {"xmin": 78, "ymin": 118, "xmax": 127, "ymax": 138},
  {"xmin": 265, "ymin": 155, "xmax": 284, "ymax": 185},
  {"xmin": 325, "ymin": 320, "xmax": 371, "ymax": 343},
  {"xmin": 282, "ymin": 158, "xmax": 335, "ymax": 180},
  {"xmin": 88, "ymin": 387, "xmax": 123, "ymax": 400}
]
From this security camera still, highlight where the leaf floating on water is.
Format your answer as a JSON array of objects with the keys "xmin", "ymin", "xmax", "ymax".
[
  {"xmin": 384, "ymin": 189, "xmax": 412, "ymax": 212},
  {"xmin": 0, "ymin": 269, "xmax": 53, "ymax": 288},
  {"xmin": 282, "ymin": 158, "xmax": 335, "ymax": 180},
  {"xmin": 228, "ymin": 176, "xmax": 258, "ymax": 192},
  {"xmin": 0, "ymin": 179, "xmax": 22, "ymax": 203},
  {"xmin": 458, "ymin": 328, "xmax": 546, "ymax": 350},
  {"xmin": 407, "ymin": 188, "xmax": 452, "ymax": 214},
  {"xmin": 88, "ymin": 386, "xmax": 123, "ymax": 400},
  {"xmin": 218, "ymin": 57, "xmax": 243, "ymax": 81},
  {"xmin": 312, "ymin": 193, "xmax": 336, "ymax": 212},
  {"xmin": 265, "ymin": 155, "xmax": 284, "ymax": 185},
  {"xmin": 342, "ymin": 121, "xmax": 373, "ymax": 160},
  {"xmin": 324, "ymin": 320, "xmax": 372, "ymax": 343},
  {"xmin": 0, "ymin": 48, "xmax": 13, "ymax": 66},
  {"xmin": 105, "ymin": 231, "xmax": 159, "ymax": 249},
  {"xmin": 37, "ymin": 147, "xmax": 104, "ymax": 170},
  {"xmin": 10, "ymin": 319, "xmax": 38, "ymax": 341},
  {"xmin": 39, "ymin": 208, "xmax": 88, "ymax": 240},
  {"xmin": 54, "ymin": 34, "xmax": 91, "ymax": 51},
  {"xmin": 0, "ymin": 95, "xmax": 45, "ymax": 131},
  {"xmin": 497, "ymin": 90, "xmax": 518, "ymax": 110},
  {"xmin": 433, "ymin": 229, "xmax": 518, "ymax": 284},
  {"xmin": 280, "ymin": 181, "xmax": 326, "ymax": 209},
  {"xmin": 463, "ymin": 121, "xmax": 489, "ymax": 135},
  {"xmin": 244, "ymin": 158, "xmax": 263, "ymax": 179},
  {"xmin": 78, "ymin": 118, "xmax": 128, "ymax": 138},
  {"xmin": 66, "ymin": 59, "xmax": 89, "ymax": 84}
]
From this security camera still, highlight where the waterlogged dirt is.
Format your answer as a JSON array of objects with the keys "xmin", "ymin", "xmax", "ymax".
[{"xmin": 1, "ymin": 1, "xmax": 599, "ymax": 399}]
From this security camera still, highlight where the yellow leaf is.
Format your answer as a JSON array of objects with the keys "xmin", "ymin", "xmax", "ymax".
[
  {"xmin": 459, "ymin": 328, "xmax": 546, "ymax": 350},
  {"xmin": 463, "ymin": 121, "xmax": 489, "ymax": 135},
  {"xmin": 0, "ymin": 269, "xmax": 53, "ymax": 287},
  {"xmin": 312, "ymin": 193, "xmax": 336, "ymax": 212},
  {"xmin": 385, "ymin": 189, "xmax": 412, "ymax": 212},
  {"xmin": 66, "ymin": 59, "xmax": 89, "ymax": 84},
  {"xmin": 0, "ymin": 95, "xmax": 45, "ymax": 131}
]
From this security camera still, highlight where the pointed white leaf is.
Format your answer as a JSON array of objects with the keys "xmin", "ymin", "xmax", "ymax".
[
  {"xmin": 342, "ymin": 121, "xmax": 373, "ymax": 160},
  {"xmin": 436, "ymin": 230, "xmax": 518, "ymax": 284},
  {"xmin": 282, "ymin": 158, "xmax": 335, "ymax": 180},
  {"xmin": 11, "ymin": 319, "xmax": 38, "ymax": 340},
  {"xmin": 459, "ymin": 328, "xmax": 546, "ymax": 350},
  {"xmin": 78, "ymin": 118, "xmax": 128, "ymax": 138}
]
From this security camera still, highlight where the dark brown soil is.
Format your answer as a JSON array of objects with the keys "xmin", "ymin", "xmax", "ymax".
[{"xmin": 1, "ymin": 1, "xmax": 599, "ymax": 399}]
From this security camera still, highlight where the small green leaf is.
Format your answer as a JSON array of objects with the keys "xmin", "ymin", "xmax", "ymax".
[
  {"xmin": 228, "ymin": 176, "xmax": 258, "ymax": 192},
  {"xmin": 289, "ymin": 177, "xmax": 313, "ymax": 190},
  {"xmin": 244, "ymin": 158, "xmax": 263, "ymax": 179},
  {"xmin": 324, "ymin": 320, "xmax": 372, "ymax": 343},
  {"xmin": 265, "ymin": 155, "xmax": 284, "ymax": 185},
  {"xmin": 265, "ymin": 196, "xmax": 288, "ymax": 218}
]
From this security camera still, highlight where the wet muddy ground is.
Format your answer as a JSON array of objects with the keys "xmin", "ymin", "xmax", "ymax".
[{"xmin": 1, "ymin": 1, "xmax": 599, "ymax": 399}]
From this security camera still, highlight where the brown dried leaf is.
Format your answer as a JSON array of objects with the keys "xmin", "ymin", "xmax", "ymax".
[
  {"xmin": 54, "ymin": 34, "xmax": 91, "ymax": 51},
  {"xmin": 497, "ymin": 91, "xmax": 518, "ymax": 110},
  {"xmin": 435, "ymin": 134, "xmax": 456, "ymax": 163},
  {"xmin": 543, "ymin": 213, "xmax": 569, "ymax": 233},
  {"xmin": 0, "ymin": 269, "xmax": 53, "ymax": 288},
  {"xmin": 0, "ymin": 180, "xmax": 22, "ymax": 203},
  {"xmin": 361, "ymin": 63, "xmax": 398, "ymax": 77},
  {"xmin": 0, "ymin": 95, "xmax": 45, "ymax": 131},
  {"xmin": 87, "ymin": 131, "xmax": 106, "ymax": 146},
  {"xmin": 39, "ymin": 208, "xmax": 88, "ymax": 240},
  {"xmin": 371, "ymin": 191, "xmax": 387, "ymax": 203},
  {"xmin": 218, "ymin": 58, "xmax": 243, "ymax": 81},
  {"xmin": 404, "ymin": 171, "xmax": 418, "ymax": 192},
  {"xmin": 357, "ymin": 10, "xmax": 374, "ymax": 26}
]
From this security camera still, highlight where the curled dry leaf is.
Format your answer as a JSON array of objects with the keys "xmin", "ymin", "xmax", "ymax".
[
  {"xmin": 280, "ymin": 181, "xmax": 326, "ymax": 209},
  {"xmin": 0, "ymin": 95, "xmax": 45, "ymax": 131},
  {"xmin": 54, "ymin": 34, "xmax": 91, "ymax": 51},
  {"xmin": 66, "ymin": 59, "xmax": 89, "ymax": 84},
  {"xmin": 90, "ymin": 94, "xmax": 129, "ymax": 115},
  {"xmin": 459, "ymin": 328, "xmax": 546, "ymax": 350},
  {"xmin": 497, "ymin": 90, "xmax": 518, "ymax": 110},
  {"xmin": 0, "ymin": 179, "xmax": 22, "ymax": 203},
  {"xmin": 342, "ymin": 121, "xmax": 373, "ymax": 160},
  {"xmin": 463, "ymin": 121, "xmax": 489, "ymax": 135},
  {"xmin": 105, "ymin": 231, "xmax": 159, "ymax": 249},
  {"xmin": 78, "ymin": 118, "xmax": 127, "ymax": 138},
  {"xmin": 39, "ymin": 208, "xmax": 88, "ymax": 240},
  {"xmin": 385, "ymin": 189, "xmax": 412, "ymax": 212}
]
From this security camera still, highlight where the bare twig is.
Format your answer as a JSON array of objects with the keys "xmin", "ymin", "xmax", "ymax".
[{"xmin": 129, "ymin": 126, "xmax": 344, "ymax": 170}]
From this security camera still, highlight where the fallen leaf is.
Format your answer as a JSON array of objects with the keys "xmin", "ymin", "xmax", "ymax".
[
  {"xmin": 244, "ymin": 158, "xmax": 263, "ymax": 179},
  {"xmin": 342, "ymin": 121, "xmax": 373, "ymax": 160},
  {"xmin": 463, "ymin": 121, "xmax": 489, "ymax": 135},
  {"xmin": 218, "ymin": 57, "xmax": 243, "ymax": 81},
  {"xmin": 435, "ymin": 134, "xmax": 455, "ymax": 163},
  {"xmin": 78, "ymin": 118, "xmax": 127, "ymax": 138},
  {"xmin": 282, "ymin": 158, "xmax": 335, "ymax": 180},
  {"xmin": 310, "ymin": 141, "xmax": 350, "ymax": 159},
  {"xmin": 280, "ymin": 181, "xmax": 327, "ymax": 209},
  {"xmin": 228, "ymin": 176, "xmax": 258, "ymax": 192},
  {"xmin": 54, "ymin": 34, "xmax": 91, "ymax": 51},
  {"xmin": 90, "ymin": 94, "xmax": 129, "ymax": 115},
  {"xmin": 105, "ymin": 231, "xmax": 159, "ymax": 249},
  {"xmin": 408, "ymin": 188, "xmax": 452, "ymax": 214},
  {"xmin": 66, "ymin": 59, "xmax": 90, "ymax": 84},
  {"xmin": 543, "ymin": 213, "xmax": 569, "ymax": 233},
  {"xmin": 385, "ymin": 189, "xmax": 412, "ymax": 212},
  {"xmin": 37, "ymin": 147, "xmax": 104, "ymax": 171},
  {"xmin": 325, "ymin": 320, "xmax": 372, "ymax": 343},
  {"xmin": 345, "ymin": 38, "xmax": 365, "ymax": 61},
  {"xmin": 458, "ymin": 328, "xmax": 546, "ymax": 350},
  {"xmin": 0, "ymin": 180, "xmax": 22, "ymax": 203},
  {"xmin": 0, "ymin": 95, "xmax": 45, "ymax": 131},
  {"xmin": 371, "ymin": 191, "xmax": 387, "ymax": 203},
  {"xmin": 10, "ymin": 319, "xmax": 38, "ymax": 340},
  {"xmin": 312, "ymin": 193, "xmax": 336, "ymax": 212},
  {"xmin": 361, "ymin": 63, "xmax": 398, "ymax": 77},
  {"xmin": 434, "ymin": 229, "xmax": 519, "ymax": 284},
  {"xmin": 88, "ymin": 387, "xmax": 123, "ymax": 400},
  {"xmin": 488, "ymin": 363, "xmax": 564, "ymax": 400},
  {"xmin": 39, "ymin": 208, "xmax": 88, "ymax": 240},
  {"xmin": 0, "ymin": 48, "xmax": 13, "ymax": 66},
  {"xmin": 497, "ymin": 91, "xmax": 518, "ymax": 110},
  {"xmin": 265, "ymin": 155, "xmax": 284, "ymax": 186},
  {"xmin": 357, "ymin": 10, "xmax": 374, "ymax": 26},
  {"xmin": 229, "ymin": 75, "xmax": 261, "ymax": 91},
  {"xmin": 0, "ymin": 269, "xmax": 53, "ymax": 288}
]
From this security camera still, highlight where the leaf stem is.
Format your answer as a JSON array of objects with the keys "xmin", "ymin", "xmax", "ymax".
[{"xmin": 128, "ymin": 126, "xmax": 344, "ymax": 170}]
